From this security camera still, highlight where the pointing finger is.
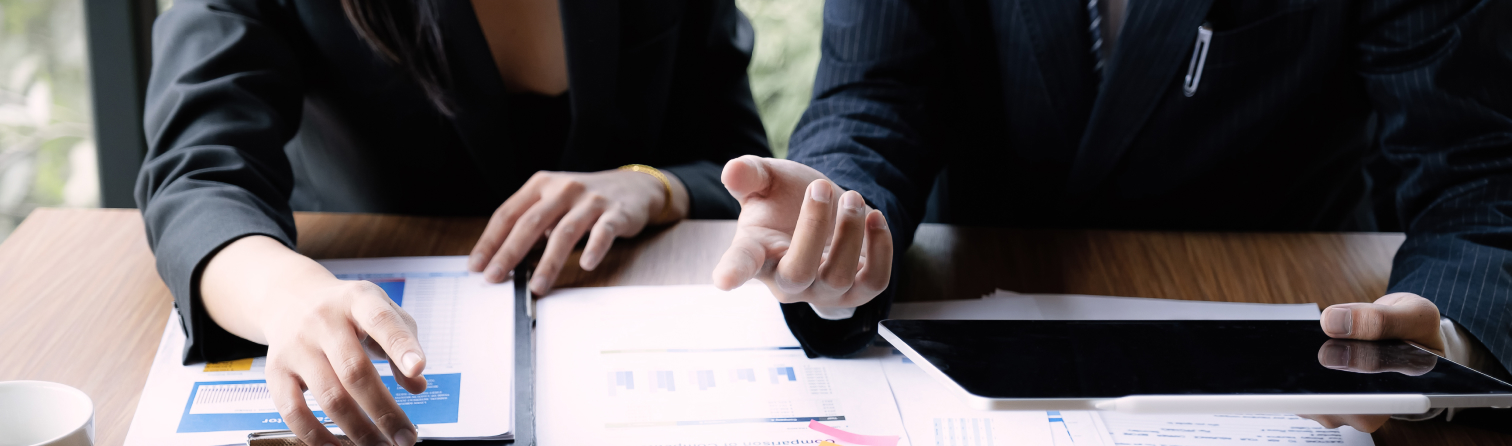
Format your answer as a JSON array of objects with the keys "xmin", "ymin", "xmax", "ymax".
[
  {"xmin": 774, "ymin": 180, "xmax": 836, "ymax": 294},
  {"xmin": 844, "ymin": 209, "xmax": 893, "ymax": 306},
  {"xmin": 815, "ymin": 191, "xmax": 868, "ymax": 295},
  {"xmin": 352, "ymin": 284, "xmax": 426, "ymax": 382}
]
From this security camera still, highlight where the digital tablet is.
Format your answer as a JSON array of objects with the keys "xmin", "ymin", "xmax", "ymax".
[{"xmin": 878, "ymin": 319, "xmax": 1512, "ymax": 414}]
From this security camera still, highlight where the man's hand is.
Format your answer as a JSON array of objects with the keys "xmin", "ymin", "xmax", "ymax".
[
  {"xmin": 468, "ymin": 169, "xmax": 689, "ymax": 294},
  {"xmin": 713, "ymin": 156, "xmax": 893, "ymax": 316},
  {"xmin": 1300, "ymin": 293, "xmax": 1445, "ymax": 433}
]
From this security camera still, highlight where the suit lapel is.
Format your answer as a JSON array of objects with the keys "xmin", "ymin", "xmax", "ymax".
[
  {"xmin": 1009, "ymin": 0, "xmax": 1098, "ymax": 150},
  {"xmin": 1065, "ymin": 0, "xmax": 1214, "ymax": 197},
  {"xmin": 559, "ymin": 0, "xmax": 622, "ymax": 155}
]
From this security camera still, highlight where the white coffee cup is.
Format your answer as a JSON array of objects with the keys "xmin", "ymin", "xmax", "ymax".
[{"xmin": 0, "ymin": 381, "xmax": 94, "ymax": 446}]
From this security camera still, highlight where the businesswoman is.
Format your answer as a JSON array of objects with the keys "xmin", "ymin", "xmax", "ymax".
[{"xmin": 136, "ymin": 1, "xmax": 768, "ymax": 444}]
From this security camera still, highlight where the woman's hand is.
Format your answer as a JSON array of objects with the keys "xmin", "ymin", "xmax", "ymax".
[
  {"xmin": 201, "ymin": 236, "xmax": 427, "ymax": 446},
  {"xmin": 469, "ymin": 168, "xmax": 689, "ymax": 294}
]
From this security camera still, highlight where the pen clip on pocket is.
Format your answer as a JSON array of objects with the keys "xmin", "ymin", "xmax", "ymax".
[{"xmin": 1183, "ymin": 22, "xmax": 1213, "ymax": 97}]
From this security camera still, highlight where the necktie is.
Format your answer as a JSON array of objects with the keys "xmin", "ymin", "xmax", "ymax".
[{"xmin": 1087, "ymin": 0, "xmax": 1105, "ymax": 79}]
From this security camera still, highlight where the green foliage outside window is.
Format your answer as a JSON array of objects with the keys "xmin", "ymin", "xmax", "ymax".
[
  {"xmin": 736, "ymin": 0, "xmax": 822, "ymax": 159},
  {"xmin": 0, "ymin": 0, "xmax": 98, "ymax": 240}
]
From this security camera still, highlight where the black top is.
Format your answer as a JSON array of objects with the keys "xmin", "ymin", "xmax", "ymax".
[
  {"xmin": 490, "ymin": 91, "xmax": 573, "ymax": 182},
  {"xmin": 782, "ymin": 0, "xmax": 1512, "ymax": 368},
  {"xmin": 136, "ymin": 0, "xmax": 770, "ymax": 363}
]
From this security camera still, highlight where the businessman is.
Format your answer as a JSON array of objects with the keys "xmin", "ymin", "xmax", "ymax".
[{"xmin": 713, "ymin": 0, "xmax": 1512, "ymax": 432}]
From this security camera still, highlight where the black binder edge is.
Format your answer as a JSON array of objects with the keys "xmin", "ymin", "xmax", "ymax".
[
  {"xmin": 510, "ymin": 265, "xmax": 535, "ymax": 445},
  {"xmin": 407, "ymin": 266, "xmax": 533, "ymax": 446}
]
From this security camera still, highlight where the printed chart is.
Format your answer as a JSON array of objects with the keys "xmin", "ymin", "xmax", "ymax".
[
  {"xmin": 600, "ymin": 346, "xmax": 848, "ymax": 428},
  {"xmin": 1047, "ymin": 411, "xmax": 1111, "ymax": 446},
  {"xmin": 177, "ymin": 375, "xmax": 461, "ymax": 433},
  {"xmin": 179, "ymin": 271, "xmax": 474, "ymax": 434}
]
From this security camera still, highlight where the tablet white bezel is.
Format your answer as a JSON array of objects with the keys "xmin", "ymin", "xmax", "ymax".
[{"xmin": 877, "ymin": 322, "xmax": 1512, "ymax": 414}]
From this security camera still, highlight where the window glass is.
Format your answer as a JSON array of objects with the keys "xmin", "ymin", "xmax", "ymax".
[
  {"xmin": 736, "ymin": 0, "xmax": 822, "ymax": 159},
  {"xmin": 0, "ymin": 0, "xmax": 97, "ymax": 240}
]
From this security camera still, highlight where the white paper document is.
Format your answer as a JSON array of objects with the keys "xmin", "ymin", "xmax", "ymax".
[
  {"xmin": 535, "ymin": 283, "xmax": 911, "ymax": 446},
  {"xmin": 888, "ymin": 290, "xmax": 1371, "ymax": 446},
  {"xmin": 879, "ymin": 346, "xmax": 1093, "ymax": 446},
  {"xmin": 1099, "ymin": 413, "xmax": 1372, "ymax": 445},
  {"xmin": 123, "ymin": 256, "xmax": 515, "ymax": 445}
]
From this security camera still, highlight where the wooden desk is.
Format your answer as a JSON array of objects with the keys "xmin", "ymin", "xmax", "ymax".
[{"xmin": 0, "ymin": 208, "xmax": 1505, "ymax": 445}]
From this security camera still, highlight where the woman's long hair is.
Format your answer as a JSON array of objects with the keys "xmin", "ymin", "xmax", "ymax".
[{"xmin": 340, "ymin": 0, "xmax": 455, "ymax": 115}]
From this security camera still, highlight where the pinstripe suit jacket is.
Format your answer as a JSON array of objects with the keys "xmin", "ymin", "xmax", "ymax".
[{"xmin": 782, "ymin": 0, "xmax": 1512, "ymax": 375}]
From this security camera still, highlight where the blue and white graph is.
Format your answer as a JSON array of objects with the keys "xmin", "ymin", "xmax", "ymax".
[
  {"xmin": 177, "ymin": 374, "xmax": 462, "ymax": 433},
  {"xmin": 600, "ymin": 347, "xmax": 845, "ymax": 427}
]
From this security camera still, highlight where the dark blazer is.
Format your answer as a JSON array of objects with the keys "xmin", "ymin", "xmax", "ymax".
[
  {"xmin": 784, "ymin": 0, "xmax": 1512, "ymax": 373},
  {"xmin": 137, "ymin": 0, "xmax": 770, "ymax": 363}
]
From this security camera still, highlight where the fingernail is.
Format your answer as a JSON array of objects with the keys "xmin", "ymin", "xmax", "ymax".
[
  {"xmin": 1320, "ymin": 343, "xmax": 1350, "ymax": 369},
  {"xmin": 468, "ymin": 252, "xmax": 482, "ymax": 268},
  {"xmin": 394, "ymin": 428, "xmax": 417, "ymax": 446},
  {"xmin": 809, "ymin": 182, "xmax": 831, "ymax": 203},
  {"xmin": 841, "ymin": 191, "xmax": 864, "ymax": 212},
  {"xmin": 870, "ymin": 212, "xmax": 888, "ymax": 229},
  {"xmin": 1323, "ymin": 307, "xmax": 1353, "ymax": 336},
  {"xmin": 484, "ymin": 265, "xmax": 502, "ymax": 281},
  {"xmin": 401, "ymin": 352, "xmax": 423, "ymax": 374}
]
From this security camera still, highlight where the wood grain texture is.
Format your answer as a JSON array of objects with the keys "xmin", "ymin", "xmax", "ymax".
[
  {"xmin": 0, "ymin": 209, "xmax": 171, "ymax": 446},
  {"xmin": 899, "ymin": 226, "xmax": 1403, "ymax": 305},
  {"xmin": 0, "ymin": 209, "xmax": 1506, "ymax": 445}
]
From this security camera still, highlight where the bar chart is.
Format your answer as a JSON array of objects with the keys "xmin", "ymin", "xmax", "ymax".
[
  {"xmin": 176, "ymin": 374, "xmax": 463, "ymax": 433},
  {"xmin": 600, "ymin": 347, "xmax": 846, "ymax": 428}
]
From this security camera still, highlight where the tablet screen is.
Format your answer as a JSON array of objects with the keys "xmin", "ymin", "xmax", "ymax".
[{"xmin": 880, "ymin": 320, "xmax": 1512, "ymax": 399}]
